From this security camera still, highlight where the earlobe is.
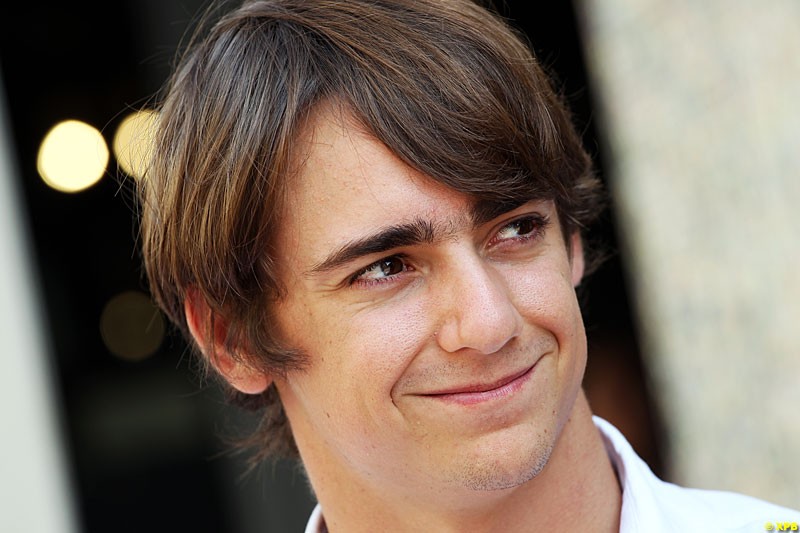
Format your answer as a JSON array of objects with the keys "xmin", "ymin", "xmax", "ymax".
[
  {"xmin": 184, "ymin": 289, "xmax": 271, "ymax": 395},
  {"xmin": 570, "ymin": 233, "xmax": 585, "ymax": 288}
]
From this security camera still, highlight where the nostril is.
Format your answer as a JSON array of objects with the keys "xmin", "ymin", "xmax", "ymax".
[
  {"xmin": 435, "ymin": 297, "xmax": 523, "ymax": 355},
  {"xmin": 432, "ymin": 254, "xmax": 524, "ymax": 354}
]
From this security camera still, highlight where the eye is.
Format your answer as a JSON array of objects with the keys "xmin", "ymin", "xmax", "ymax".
[
  {"xmin": 497, "ymin": 217, "xmax": 537, "ymax": 240},
  {"xmin": 349, "ymin": 255, "xmax": 409, "ymax": 286},
  {"xmin": 491, "ymin": 214, "xmax": 550, "ymax": 246}
]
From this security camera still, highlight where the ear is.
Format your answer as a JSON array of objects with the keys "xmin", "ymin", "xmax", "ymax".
[
  {"xmin": 569, "ymin": 232, "xmax": 585, "ymax": 288},
  {"xmin": 184, "ymin": 289, "xmax": 271, "ymax": 395}
]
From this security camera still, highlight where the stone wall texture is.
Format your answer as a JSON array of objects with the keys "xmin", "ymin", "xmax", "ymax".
[{"xmin": 576, "ymin": 0, "xmax": 800, "ymax": 508}]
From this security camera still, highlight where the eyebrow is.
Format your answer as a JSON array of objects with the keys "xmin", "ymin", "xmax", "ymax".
[
  {"xmin": 305, "ymin": 197, "xmax": 540, "ymax": 276},
  {"xmin": 306, "ymin": 218, "xmax": 442, "ymax": 275}
]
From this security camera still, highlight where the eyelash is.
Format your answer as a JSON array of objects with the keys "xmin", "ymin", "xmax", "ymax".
[
  {"xmin": 347, "ymin": 213, "xmax": 550, "ymax": 288},
  {"xmin": 347, "ymin": 254, "xmax": 411, "ymax": 288},
  {"xmin": 488, "ymin": 213, "xmax": 550, "ymax": 248}
]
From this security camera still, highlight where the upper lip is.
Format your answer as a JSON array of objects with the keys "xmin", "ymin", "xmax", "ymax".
[{"xmin": 421, "ymin": 364, "xmax": 534, "ymax": 396}]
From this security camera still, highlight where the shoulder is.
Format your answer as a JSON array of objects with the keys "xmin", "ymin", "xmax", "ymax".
[{"xmin": 593, "ymin": 416, "xmax": 800, "ymax": 532}]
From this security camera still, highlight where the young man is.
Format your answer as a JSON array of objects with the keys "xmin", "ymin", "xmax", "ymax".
[{"xmin": 138, "ymin": 0, "xmax": 800, "ymax": 530}]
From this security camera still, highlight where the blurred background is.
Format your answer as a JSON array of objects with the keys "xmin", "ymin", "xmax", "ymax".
[{"xmin": 0, "ymin": 1, "xmax": 797, "ymax": 531}]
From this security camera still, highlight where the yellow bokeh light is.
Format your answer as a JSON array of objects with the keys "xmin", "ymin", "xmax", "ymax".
[
  {"xmin": 112, "ymin": 109, "xmax": 158, "ymax": 180},
  {"xmin": 37, "ymin": 120, "xmax": 109, "ymax": 193},
  {"xmin": 99, "ymin": 291, "xmax": 165, "ymax": 362}
]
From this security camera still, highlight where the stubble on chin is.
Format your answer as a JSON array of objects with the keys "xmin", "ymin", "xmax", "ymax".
[{"xmin": 448, "ymin": 435, "xmax": 554, "ymax": 492}]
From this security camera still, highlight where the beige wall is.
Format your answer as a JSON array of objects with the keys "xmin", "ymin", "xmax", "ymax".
[{"xmin": 576, "ymin": 0, "xmax": 800, "ymax": 508}]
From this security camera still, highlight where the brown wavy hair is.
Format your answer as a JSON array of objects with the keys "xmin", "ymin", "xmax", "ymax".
[{"xmin": 138, "ymin": 0, "xmax": 605, "ymax": 463}]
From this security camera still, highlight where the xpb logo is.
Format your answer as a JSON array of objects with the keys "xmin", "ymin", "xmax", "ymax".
[{"xmin": 765, "ymin": 522, "xmax": 799, "ymax": 531}]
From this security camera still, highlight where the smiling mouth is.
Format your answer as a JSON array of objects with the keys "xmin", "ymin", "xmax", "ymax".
[{"xmin": 420, "ymin": 363, "xmax": 537, "ymax": 406}]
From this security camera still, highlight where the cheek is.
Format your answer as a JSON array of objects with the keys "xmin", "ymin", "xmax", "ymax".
[
  {"xmin": 287, "ymin": 291, "xmax": 432, "ymax": 422},
  {"xmin": 506, "ymin": 260, "xmax": 582, "ymax": 328},
  {"xmin": 281, "ymin": 295, "xmax": 434, "ymax": 472},
  {"xmin": 340, "ymin": 296, "xmax": 432, "ymax": 391},
  {"xmin": 505, "ymin": 258, "xmax": 587, "ymax": 367}
]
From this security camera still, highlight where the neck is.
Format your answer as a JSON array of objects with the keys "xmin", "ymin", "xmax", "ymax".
[{"xmin": 308, "ymin": 391, "xmax": 621, "ymax": 533}]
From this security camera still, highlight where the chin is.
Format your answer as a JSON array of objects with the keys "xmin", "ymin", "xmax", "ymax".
[{"xmin": 446, "ymin": 429, "xmax": 556, "ymax": 492}]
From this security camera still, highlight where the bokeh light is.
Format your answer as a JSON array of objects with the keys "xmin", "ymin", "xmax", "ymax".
[
  {"xmin": 112, "ymin": 109, "xmax": 158, "ymax": 180},
  {"xmin": 99, "ymin": 291, "xmax": 165, "ymax": 362},
  {"xmin": 37, "ymin": 120, "xmax": 109, "ymax": 193}
]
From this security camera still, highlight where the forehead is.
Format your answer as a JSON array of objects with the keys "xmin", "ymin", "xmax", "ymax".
[
  {"xmin": 295, "ymin": 105, "xmax": 466, "ymax": 204},
  {"xmin": 284, "ymin": 104, "xmax": 531, "ymax": 236},
  {"xmin": 279, "ymin": 106, "xmax": 471, "ymax": 255}
]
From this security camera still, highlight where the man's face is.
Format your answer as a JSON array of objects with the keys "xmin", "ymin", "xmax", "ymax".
[{"xmin": 272, "ymin": 105, "xmax": 587, "ymax": 501}]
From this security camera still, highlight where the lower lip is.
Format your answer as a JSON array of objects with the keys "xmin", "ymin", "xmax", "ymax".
[{"xmin": 424, "ymin": 363, "xmax": 537, "ymax": 406}]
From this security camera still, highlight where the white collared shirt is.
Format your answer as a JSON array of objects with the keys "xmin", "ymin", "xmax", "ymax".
[
  {"xmin": 305, "ymin": 417, "xmax": 800, "ymax": 532},
  {"xmin": 595, "ymin": 416, "xmax": 799, "ymax": 532}
]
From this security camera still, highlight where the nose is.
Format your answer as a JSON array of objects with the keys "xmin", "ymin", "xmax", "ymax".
[{"xmin": 434, "ymin": 253, "xmax": 523, "ymax": 355}]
